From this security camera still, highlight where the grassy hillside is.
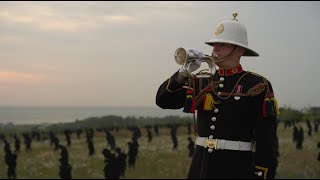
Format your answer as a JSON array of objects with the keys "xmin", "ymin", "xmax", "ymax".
[{"xmin": 0, "ymin": 123, "xmax": 319, "ymax": 179}]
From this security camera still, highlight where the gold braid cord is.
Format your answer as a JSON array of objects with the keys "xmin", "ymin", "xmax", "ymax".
[
  {"xmin": 194, "ymin": 81, "xmax": 219, "ymax": 106},
  {"xmin": 219, "ymin": 83, "xmax": 265, "ymax": 97},
  {"xmin": 194, "ymin": 72, "xmax": 266, "ymax": 105},
  {"xmin": 263, "ymin": 78, "xmax": 271, "ymax": 93},
  {"xmin": 211, "ymin": 72, "xmax": 250, "ymax": 100}
]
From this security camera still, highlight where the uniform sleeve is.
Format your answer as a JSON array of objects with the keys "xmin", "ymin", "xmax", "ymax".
[
  {"xmin": 253, "ymin": 79, "xmax": 279, "ymax": 179},
  {"xmin": 155, "ymin": 71, "xmax": 187, "ymax": 109}
]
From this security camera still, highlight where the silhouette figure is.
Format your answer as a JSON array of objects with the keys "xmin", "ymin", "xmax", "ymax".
[
  {"xmin": 102, "ymin": 148, "xmax": 120, "ymax": 179},
  {"xmin": 4, "ymin": 142, "xmax": 18, "ymax": 179},
  {"xmin": 146, "ymin": 127, "xmax": 153, "ymax": 143},
  {"xmin": 170, "ymin": 125, "xmax": 178, "ymax": 150},
  {"xmin": 187, "ymin": 137, "xmax": 195, "ymax": 157},
  {"xmin": 306, "ymin": 119, "xmax": 312, "ymax": 136},
  {"xmin": 317, "ymin": 142, "xmax": 320, "ymax": 161},
  {"xmin": 115, "ymin": 147, "xmax": 127, "ymax": 177},
  {"xmin": 58, "ymin": 145, "xmax": 72, "ymax": 179},
  {"xmin": 13, "ymin": 134, "xmax": 20, "ymax": 153},
  {"xmin": 127, "ymin": 138, "xmax": 139, "ymax": 168}
]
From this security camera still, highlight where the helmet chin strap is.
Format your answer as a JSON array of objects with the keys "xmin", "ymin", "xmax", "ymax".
[{"xmin": 212, "ymin": 46, "xmax": 238, "ymax": 63}]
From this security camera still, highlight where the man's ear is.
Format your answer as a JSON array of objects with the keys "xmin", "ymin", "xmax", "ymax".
[{"xmin": 238, "ymin": 47, "xmax": 245, "ymax": 56}]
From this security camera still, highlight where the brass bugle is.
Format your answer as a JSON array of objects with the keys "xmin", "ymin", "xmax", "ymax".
[{"xmin": 174, "ymin": 47, "xmax": 216, "ymax": 78}]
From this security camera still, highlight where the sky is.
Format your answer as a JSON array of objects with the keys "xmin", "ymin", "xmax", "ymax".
[{"xmin": 0, "ymin": 1, "xmax": 319, "ymax": 110}]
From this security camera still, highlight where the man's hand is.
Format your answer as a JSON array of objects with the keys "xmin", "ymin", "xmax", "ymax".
[
  {"xmin": 176, "ymin": 48, "xmax": 203, "ymax": 83},
  {"xmin": 178, "ymin": 59, "xmax": 201, "ymax": 77},
  {"xmin": 187, "ymin": 48, "xmax": 204, "ymax": 59}
]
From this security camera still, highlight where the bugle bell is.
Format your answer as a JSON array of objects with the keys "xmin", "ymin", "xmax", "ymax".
[{"xmin": 174, "ymin": 47, "xmax": 216, "ymax": 78}]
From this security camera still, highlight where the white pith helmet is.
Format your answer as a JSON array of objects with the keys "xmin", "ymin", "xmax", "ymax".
[{"xmin": 205, "ymin": 12, "xmax": 259, "ymax": 57}]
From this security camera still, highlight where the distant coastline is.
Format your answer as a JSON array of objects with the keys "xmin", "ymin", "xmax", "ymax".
[{"xmin": 0, "ymin": 106, "xmax": 189, "ymax": 125}]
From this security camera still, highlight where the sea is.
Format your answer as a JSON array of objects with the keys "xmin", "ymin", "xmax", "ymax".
[{"xmin": 0, "ymin": 106, "xmax": 190, "ymax": 125}]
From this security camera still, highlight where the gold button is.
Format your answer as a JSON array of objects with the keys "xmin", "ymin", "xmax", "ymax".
[{"xmin": 232, "ymin": 68, "xmax": 238, "ymax": 73}]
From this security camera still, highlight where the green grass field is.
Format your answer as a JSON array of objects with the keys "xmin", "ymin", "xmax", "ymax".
[{"xmin": 0, "ymin": 123, "xmax": 319, "ymax": 179}]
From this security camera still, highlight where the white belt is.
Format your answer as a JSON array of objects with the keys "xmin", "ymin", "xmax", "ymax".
[{"xmin": 195, "ymin": 137, "xmax": 252, "ymax": 151}]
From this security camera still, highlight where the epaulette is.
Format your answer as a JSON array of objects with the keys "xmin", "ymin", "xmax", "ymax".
[
  {"xmin": 248, "ymin": 71, "xmax": 264, "ymax": 78},
  {"xmin": 249, "ymin": 72, "xmax": 265, "ymax": 78},
  {"xmin": 260, "ymin": 77, "xmax": 280, "ymax": 118},
  {"xmin": 247, "ymin": 72, "xmax": 280, "ymax": 117}
]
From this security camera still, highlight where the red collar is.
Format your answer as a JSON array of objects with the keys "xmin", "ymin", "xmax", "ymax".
[{"xmin": 218, "ymin": 65, "xmax": 243, "ymax": 76}]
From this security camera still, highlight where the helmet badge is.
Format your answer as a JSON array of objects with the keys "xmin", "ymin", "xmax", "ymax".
[{"xmin": 214, "ymin": 23, "xmax": 224, "ymax": 35}]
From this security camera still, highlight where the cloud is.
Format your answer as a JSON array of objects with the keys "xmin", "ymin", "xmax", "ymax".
[
  {"xmin": 0, "ymin": 4, "xmax": 97, "ymax": 32},
  {"xmin": 0, "ymin": 3, "xmax": 139, "ymax": 32},
  {"xmin": 101, "ymin": 14, "xmax": 136, "ymax": 23},
  {"xmin": 0, "ymin": 70, "xmax": 47, "ymax": 86},
  {"xmin": 0, "ymin": 35, "xmax": 22, "ymax": 42},
  {"xmin": 0, "ymin": 2, "xmax": 198, "ymax": 34}
]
